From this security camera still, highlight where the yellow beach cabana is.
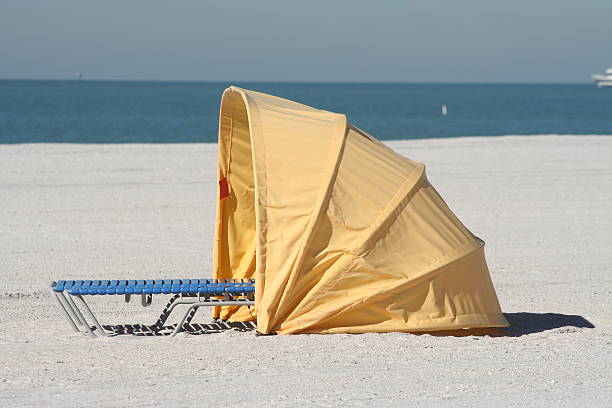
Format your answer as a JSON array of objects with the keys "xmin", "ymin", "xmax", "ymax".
[{"xmin": 213, "ymin": 86, "xmax": 508, "ymax": 334}]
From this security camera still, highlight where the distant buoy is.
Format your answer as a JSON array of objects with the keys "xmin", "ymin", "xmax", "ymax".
[{"xmin": 441, "ymin": 104, "xmax": 448, "ymax": 116}]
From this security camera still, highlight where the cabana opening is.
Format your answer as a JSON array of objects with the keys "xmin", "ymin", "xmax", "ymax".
[{"xmin": 214, "ymin": 89, "xmax": 257, "ymax": 321}]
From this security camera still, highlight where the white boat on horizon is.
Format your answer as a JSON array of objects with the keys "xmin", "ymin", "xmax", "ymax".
[{"xmin": 592, "ymin": 67, "xmax": 612, "ymax": 87}]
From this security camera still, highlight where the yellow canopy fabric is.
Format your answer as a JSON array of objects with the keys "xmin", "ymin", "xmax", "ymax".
[{"xmin": 213, "ymin": 86, "xmax": 509, "ymax": 334}]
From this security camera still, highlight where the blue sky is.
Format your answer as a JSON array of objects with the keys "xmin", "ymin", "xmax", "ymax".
[{"xmin": 1, "ymin": 0, "xmax": 611, "ymax": 82}]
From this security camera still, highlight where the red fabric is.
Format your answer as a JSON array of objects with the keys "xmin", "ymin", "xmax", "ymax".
[{"xmin": 219, "ymin": 177, "xmax": 229, "ymax": 199}]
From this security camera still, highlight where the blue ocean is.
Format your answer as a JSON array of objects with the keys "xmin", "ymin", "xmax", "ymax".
[{"xmin": 1, "ymin": 80, "xmax": 611, "ymax": 143}]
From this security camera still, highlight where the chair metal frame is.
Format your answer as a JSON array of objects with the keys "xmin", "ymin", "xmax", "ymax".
[{"xmin": 50, "ymin": 280, "xmax": 255, "ymax": 337}]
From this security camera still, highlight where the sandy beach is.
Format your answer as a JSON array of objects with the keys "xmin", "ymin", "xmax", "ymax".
[{"xmin": 1, "ymin": 135, "xmax": 611, "ymax": 407}]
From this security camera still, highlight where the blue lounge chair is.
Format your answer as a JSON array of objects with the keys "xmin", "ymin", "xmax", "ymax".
[{"xmin": 50, "ymin": 279, "xmax": 255, "ymax": 337}]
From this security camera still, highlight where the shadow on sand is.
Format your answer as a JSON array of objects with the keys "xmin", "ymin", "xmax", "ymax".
[
  {"xmin": 101, "ymin": 313, "xmax": 594, "ymax": 337},
  {"xmin": 423, "ymin": 312, "xmax": 595, "ymax": 337},
  {"xmin": 103, "ymin": 321, "xmax": 257, "ymax": 337}
]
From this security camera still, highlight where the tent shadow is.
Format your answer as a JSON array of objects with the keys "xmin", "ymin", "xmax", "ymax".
[
  {"xmin": 101, "ymin": 313, "xmax": 594, "ymax": 337},
  {"xmin": 419, "ymin": 312, "xmax": 595, "ymax": 337}
]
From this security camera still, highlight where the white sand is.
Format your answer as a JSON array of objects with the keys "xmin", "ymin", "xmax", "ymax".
[{"xmin": 0, "ymin": 135, "xmax": 611, "ymax": 407}]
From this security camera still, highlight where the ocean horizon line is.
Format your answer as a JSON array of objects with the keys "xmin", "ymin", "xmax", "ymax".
[{"xmin": 3, "ymin": 134, "xmax": 612, "ymax": 146}]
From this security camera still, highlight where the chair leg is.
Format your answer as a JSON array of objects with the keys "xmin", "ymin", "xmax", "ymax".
[
  {"xmin": 171, "ymin": 304, "xmax": 200, "ymax": 337},
  {"xmin": 57, "ymin": 292, "xmax": 86, "ymax": 329},
  {"xmin": 73, "ymin": 295, "xmax": 108, "ymax": 337},
  {"xmin": 50, "ymin": 290, "xmax": 80, "ymax": 332},
  {"xmin": 64, "ymin": 295, "xmax": 96, "ymax": 337}
]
